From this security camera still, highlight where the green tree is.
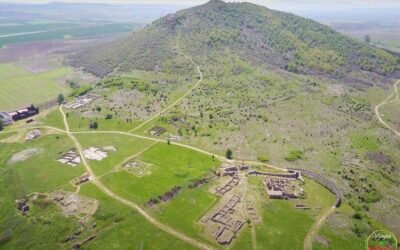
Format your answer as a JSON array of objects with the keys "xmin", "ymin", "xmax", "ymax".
[
  {"xmin": 364, "ymin": 34, "xmax": 371, "ymax": 44},
  {"xmin": 285, "ymin": 150, "xmax": 303, "ymax": 161},
  {"xmin": 225, "ymin": 148, "xmax": 233, "ymax": 160},
  {"xmin": 0, "ymin": 119, "xmax": 4, "ymax": 131},
  {"xmin": 89, "ymin": 121, "xmax": 98, "ymax": 129},
  {"xmin": 58, "ymin": 93, "xmax": 65, "ymax": 105}
]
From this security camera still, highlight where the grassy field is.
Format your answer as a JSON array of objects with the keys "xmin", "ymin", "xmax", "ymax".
[
  {"xmin": 0, "ymin": 63, "xmax": 71, "ymax": 111},
  {"xmin": 79, "ymin": 183, "xmax": 196, "ymax": 250},
  {"xmin": 0, "ymin": 134, "xmax": 84, "ymax": 194},
  {"xmin": 101, "ymin": 143, "xmax": 220, "ymax": 204},
  {"xmin": 0, "ymin": 23, "xmax": 135, "ymax": 48},
  {"xmin": 313, "ymin": 203, "xmax": 365, "ymax": 250},
  {"xmin": 153, "ymin": 184, "xmax": 219, "ymax": 245},
  {"xmin": 0, "ymin": 133, "xmax": 86, "ymax": 248},
  {"xmin": 247, "ymin": 176, "xmax": 335, "ymax": 250},
  {"xmin": 39, "ymin": 108, "xmax": 67, "ymax": 130},
  {"xmin": 65, "ymin": 110, "xmax": 141, "ymax": 132},
  {"xmin": 230, "ymin": 226, "xmax": 253, "ymax": 250},
  {"xmin": 74, "ymin": 133, "xmax": 155, "ymax": 176}
]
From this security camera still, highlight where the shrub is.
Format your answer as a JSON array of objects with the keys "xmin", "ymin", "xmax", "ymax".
[
  {"xmin": 89, "ymin": 121, "xmax": 98, "ymax": 129},
  {"xmin": 285, "ymin": 150, "xmax": 303, "ymax": 161},
  {"xmin": 226, "ymin": 148, "xmax": 233, "ymax": 159},
  {"xmin": 57, "ymin": 93, "xmax": 65, "ymax": 105},
  {"xmin": 70, "ymin": 84, "xmax": 92, "ymax": 97},
  {"xmin": 352, "ymin": 212, "xmax": 362, "ymax": 220},
  {"xmin": 257, "ymin": 155, "xmax": 269, "ymax": 162}
]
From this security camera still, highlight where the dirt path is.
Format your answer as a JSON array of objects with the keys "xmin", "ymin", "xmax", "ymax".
[
  {"xmin": 129, "ymin": 29, "xmax": 203, "ymax": 133},
  {"xmin": 304, "ymin": 207, "xmax": 335, "ymax": 250},
  {"xmin": 99, "ymin": 141, "xmax": 158, "ymax": 179},
  {"xmin": 59, "ymin": 106, "xmax": 213, "ymax": 250},
  {"xmin": 302, "ymin": 79, "xmax": 400, "ymax": 250},
  {"xmin": 375, "ymin": 80, "xmax": 400, "ymax": 136},
  {"xmin": 0, "ymin": 27, "xmax": 355, "ymax": 250}
]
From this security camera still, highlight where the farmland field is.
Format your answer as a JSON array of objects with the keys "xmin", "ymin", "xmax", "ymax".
[
  {"xmin": 0, "ymin": 63, "xmax": 71, "ymax": 111},
  {"xmin": 0, "ymin": 21, "xmax": 138, "ymax": 48}
]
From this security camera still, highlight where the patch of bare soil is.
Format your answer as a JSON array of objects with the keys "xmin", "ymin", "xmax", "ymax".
[
  {"xmin": 315, "ymin": 235, "xmax": 329, "ymax": 247},
  {"xmin": 7, "ymin": 148, "xmax": 44, "ymax": 165},
  {"xmin": 51, "ymin": 191, "xmax": 98, "ymax": 221}
]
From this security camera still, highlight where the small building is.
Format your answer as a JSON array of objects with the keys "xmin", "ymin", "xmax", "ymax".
[
  {"xmin": 9, "ymin": 105, "xmax": 39, "ymax": 121},
  {"xmin": 0, "ymin": 112, "xmax": 13, "ymax": 126}
]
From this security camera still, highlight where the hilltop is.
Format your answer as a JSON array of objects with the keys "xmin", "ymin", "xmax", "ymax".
[{"xmin": 71, "ymin": 0, "xmax": 399, "ymax": 83}]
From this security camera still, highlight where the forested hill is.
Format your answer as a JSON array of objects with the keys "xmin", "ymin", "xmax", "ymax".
[{"xmin": 70, "ymin": 0, "xmax": 400, "ymax": 79}]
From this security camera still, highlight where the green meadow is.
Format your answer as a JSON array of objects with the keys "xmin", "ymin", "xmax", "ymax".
[
  {"xmin": 74, "ymin": 133, "xmax": 155, "ymax": 176},
  {"xmin": 0, "ymin": 64, "xmax": 71, "ymax": 111},
  {"xmin": 153, "ymin": 184, "xmax": 219, "ymax": 245},
  {"xmin": 0, "ymin": 134, "xmax": 84, "ymax": 248},
  {"xmin": 78, "ymin": 184, "xmax": 196, "ymax": 250},
  {"xmin": 101, "ymin": 143, "xmax": 220, "ymax": 204},
  {"xmin": 65, "ymin": 111, "xmax": 141, "ymax": 132},
  {"xmin": 249, "ymin": 177, "xmax": 335, "ymax": 250}
]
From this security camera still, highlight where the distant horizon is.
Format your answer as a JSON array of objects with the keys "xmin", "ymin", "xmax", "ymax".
[{"xmin": 1, "ymin": 0, "xmax": 400, "ymax": 9}]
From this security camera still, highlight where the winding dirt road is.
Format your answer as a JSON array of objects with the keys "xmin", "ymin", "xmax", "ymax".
[
  {"xmin": 375, "ymin": 80, "xmax": 400, "ymax": 136},
  {"xmin": 59, "ymin": 106, "xmax": 214, "ymax": 250},
  {"xmin": 304, "ymin": 207, "xmax": 335, "ymax": 250},
  {"xmin": 304, "ymin": 79, "xmax": 400, "ymax": 250},
  {"xmin": 0, "ymin": 28, "xmax": 375, "ymax": 250},
  {"xmin": 129, "ymin": 29, "xmax": 203, "ymax": 133}
]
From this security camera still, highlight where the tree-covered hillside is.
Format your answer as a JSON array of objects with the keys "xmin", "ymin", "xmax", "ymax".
[{"xmin": 70, "ymin": 0, "xmax": 399, "ymax": 80}]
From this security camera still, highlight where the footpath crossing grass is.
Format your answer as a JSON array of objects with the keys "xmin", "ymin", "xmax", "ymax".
[
  {"xmin": 101, "ymin": 143, "xmax": 220, "ymax": 204},
  {"xmin": 249, "ymin": 176, "xmax": 335, "ymax": 250},
  {"xmin": 0, "ymin": 63, "xmax": 70, "ymax": 111},
  {"xmin": 74, "ymin": 133, "xmax": 155, "ymax": 176},
  {"xmin": 79, "ymin": 183, "xmax": 197, "ymax": 250}
]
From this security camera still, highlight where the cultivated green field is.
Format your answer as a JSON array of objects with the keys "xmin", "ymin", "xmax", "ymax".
[
  {"xmin": 0, "ymin": 22, "xmax": 136, "ymax": 48},
  {"xmin": 0, "ymin": 64, "xmax": 71, "ymax": 111}
]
